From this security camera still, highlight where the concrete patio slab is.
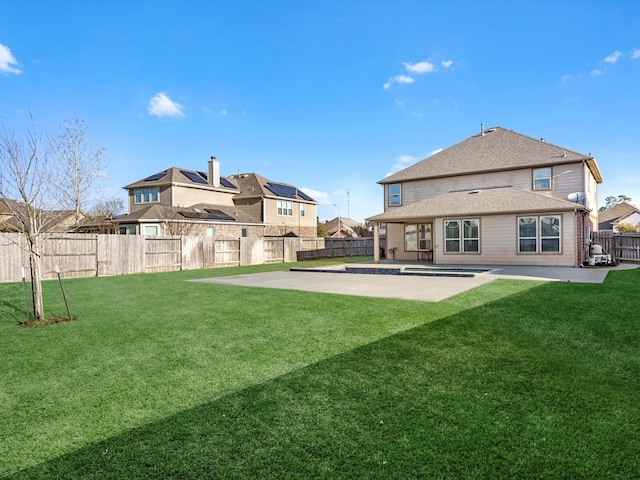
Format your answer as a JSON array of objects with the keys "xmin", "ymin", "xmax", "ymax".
[{"xmin": 192, "ymin": 262, "xmax": 638, "ymax": 302}]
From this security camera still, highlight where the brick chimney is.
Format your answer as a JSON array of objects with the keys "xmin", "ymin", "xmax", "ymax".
[{"xmin": 208, "ymin": 156, "xmax": 220, "ymax": 187}]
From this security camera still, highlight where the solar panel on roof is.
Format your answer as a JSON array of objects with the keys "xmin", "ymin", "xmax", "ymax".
[
  {"xmin": 297, "ymin": 190, "xmax": 315, "ymax": 202},
  {"xmin": 181, "ymin": 170, "xmax": 207, "ymax": 184},
  {"xmin": 265, "ymin": 182, "xmax": 297, "ymax": 199},
  {"xmin": 144, "ymin": 173, "xmax": 166, "ymax": 181},
  {"xmin": 220, "ymin": 178, "xmax": 236, "ymax": 189}
]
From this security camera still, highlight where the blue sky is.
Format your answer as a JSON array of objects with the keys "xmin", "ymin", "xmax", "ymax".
[{"xmin": 1, "ymin": 0, "xmax": 639, "ymax": 222}]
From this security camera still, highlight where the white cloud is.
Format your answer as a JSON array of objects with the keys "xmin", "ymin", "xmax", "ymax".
[
  {"xmin": 221, "ymin": 109, "xmax": 228, "ymax": 116},
  {"xmin": 394, "ymin": 75, "xmax": 414, "ymax": 84},
  {"xmin": 604, "ymin": 50, "xmax": 623, "ymax": 63},
  {"xmin": 148, "ymin": 92, "xmax": 185, "ymax": 118},
  {"xmin": 441, "ymin": 60, "xmax": 453, "ymax": 69},
  {"xmin": 300, "ymin": 188, "xmax": 331, "ymax": 205},
  {"xmin": 591, "ymin": 69, "xmax": 604, "ymax": 76},
  {"xmin": 0, "ymin": 43, "xmax": 22, "ymax": 74},
  {"xmin": 386, "ymin": 155, "xmax": 419, "ymax": 177},
  {"xmin": 383, "ymin": 75, "xmax": 414, "ymax": 89},
  {"xmin": 632, "ymin": 49, "xmax": 640, "ymax": 59},
  {"xmin": 403, "ymin": 60, "xmax": 435, "ymax": 74}
]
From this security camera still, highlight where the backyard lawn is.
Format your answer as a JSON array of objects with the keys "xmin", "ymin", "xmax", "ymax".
[{"xmin": 1, "ymin": 259, "xmax": 639, "ymax": 479}]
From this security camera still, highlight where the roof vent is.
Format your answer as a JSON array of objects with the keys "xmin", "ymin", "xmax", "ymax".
[{"xmin": 469, "ymin": 189, "xmax": 481, "ymax": 194}]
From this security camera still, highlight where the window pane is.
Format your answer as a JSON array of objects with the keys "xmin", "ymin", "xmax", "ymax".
[
  {"xmin": 445, "ymin": 220, "xmax": 460, "ymax": 239},
  {"xmin": 519, "ymin": 217, "xmax": 537, "ymax": 237},
  {"xmin": 519, "ymin": 239, "xmax": 537, "ymax": 252},
  {"xmin": 405, "ymin": 225, "xmax": 417, "ymax": 251},
  {"xmin": 464, "ymin": 239, "xmax": 479, "ymax": 252},
  {"xmin": 445, "ymin": 239, "xmax": 460, "ymax": 252},
  {"xmin": 419, "ymin": 224, "xmax": 432, "ymax": 250},
  {"xmin": 541, "ymin": 216, "xmax": 560, "ymax": 237},
  {"xmin": 144, "ymin": 225, "xmax": 158, "ymax": 236},
  {"xmin": 541, "ymin": 238, "xmax": 560, "ymax": 252},
  {"xmin": 463, "ymin": 220, "xmax": 479, "ymax": 238},
  {"xmin": 389, "ymin": 184, "xmax": 401, "ymax": 206},
  {"xmin": 533, "ymin": 168, "xmax": 551, "ymax": 190}
]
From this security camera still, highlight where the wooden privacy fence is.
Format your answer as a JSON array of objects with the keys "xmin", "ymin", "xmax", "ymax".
[
  {"xmin": 0, "ymin": 234, "xmax": 355, "ymax": 283},
  {"xmin": 296, "ymin": 237, "xmax": 374, "ymax": 260},
  {"xmin": 591, "ymin": 231, "xmax": 640, "ymax": 263}
]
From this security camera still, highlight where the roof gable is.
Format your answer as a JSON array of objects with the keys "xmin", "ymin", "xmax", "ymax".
[{"xmin": 380, "ymin": 127, "xmax": 602, "ymax": 184}]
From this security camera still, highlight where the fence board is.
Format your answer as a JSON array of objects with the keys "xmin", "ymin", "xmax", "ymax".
[{"xmin": 97, "ymin": 235, "xmax": 145, "ymax": 276}]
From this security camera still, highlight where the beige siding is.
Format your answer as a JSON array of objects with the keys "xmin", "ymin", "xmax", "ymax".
[
  {"xmin": 128, "ymin": 186, "xmax": 171, "ymax": 213},
  {"xmin": 384, "ymin": 212, "xmax": 578, "ymax": 266},
  {"xmin": 432, "ymin": 212, "xmax": 577, "ymax": 266},
  {"xmin": 173, "ymin": 185, "xmax": 235, "ymax": 207},
  {"xmin": 386, "ymin": 162, "xmax": 589, "ymax": 210},
  {"xmin": 264, "ymin": 199, "xmax": 317, "ymax": 234},
  {"xmin": 235, "ymin": 198, "xmax": 263, "ymax": 221}
]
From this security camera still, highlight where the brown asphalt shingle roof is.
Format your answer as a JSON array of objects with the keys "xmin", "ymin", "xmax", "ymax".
[
  {"xmin": 597, "ymin": 201, "xmax": 640, "ymax": 230},
  {"xmin": 380, "ymin": 127, "xmax": 602, "ymax": 184},
  {"xmin": 367, "ymin": 187, "xmax": 587, "ymax": 222}
]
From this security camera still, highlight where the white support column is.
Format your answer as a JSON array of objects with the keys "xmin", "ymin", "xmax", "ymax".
[{"xmin": 373, "ymin": 222, "xmax": 380, "ymax": 264}]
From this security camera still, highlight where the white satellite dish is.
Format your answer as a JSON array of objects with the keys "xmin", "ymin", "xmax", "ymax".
[{"xmin": 567, "ymin": 192, "xmax": 586, "ymax": 203}]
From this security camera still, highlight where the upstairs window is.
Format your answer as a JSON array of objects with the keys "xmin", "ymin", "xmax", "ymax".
[
  {"xmin": 389, "ymin": 184, "xmax": 402, "ymax": 206},
  {"xmin": 300, "ymin": 203, "xmax": 306, "ymax": 217},
  {"xmin": 134, "ymin": 186, "xmax": 159, "ymax": 204},
  {"xmin": 533, "ymin": 167, "xmax": 551, "ymax": 190},
  {"xmin": 277, "ymin": 200, "xmax": 293, "ymax": 216}
]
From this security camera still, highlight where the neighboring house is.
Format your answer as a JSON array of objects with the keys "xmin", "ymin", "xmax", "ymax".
[
  {"xmin": 115, "ymin": 157, "xmax": 317, "ymax": 237},
  {"xmin": 324, "ymin": 217, "xmax": 363, "ymax": 238},
  {"xmin": 598, "ymin": 201, "xmax": 640, "ymax": 231},
  {"xmin": 0, "ymin": 199, "xmax": 86, "ymax": 233},
  {"xmin": 367, "ymin": 126, "xmax": 603, "ymax": 267}
]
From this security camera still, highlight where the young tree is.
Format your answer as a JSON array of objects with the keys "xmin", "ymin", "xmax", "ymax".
[
  {"xmin": 0, "ymin": 119, "xmax": 55, "ymax": 320},
  {"xmin": 50, "ymin": 119, "xmax": 107, "ymax": 223}
]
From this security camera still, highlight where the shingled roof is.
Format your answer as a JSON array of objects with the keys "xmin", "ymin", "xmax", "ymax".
[
  {"xmin": 367, "ymin": 187, "xmax": 587, "ymax": 222},
  {"xmin": 598, "ymin": 201, "xmax": 640, "ymax": 230},
  {"xmin": 380, "ymin": 127, "xmax": 602, "ymax": 184}
]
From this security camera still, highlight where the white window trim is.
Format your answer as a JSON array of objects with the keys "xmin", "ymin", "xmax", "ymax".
[
  {"xmin": 300, "ymin": 203, "xmax": 306, "ymax": 217},
  {"xmin": 518, "ymin": 215, "xmax": 561, "ymax": 254},
  {"xmin": 134, "ymin": 186, "xmax": 160, "ymax": 204},
  {"xmin": 533, "ymin": 167, "xmax": 552, "ymax": 191},
  {"xmin": 143, "ymin": 224, "xmax": 160, "ymax": 236},
  {"xmin": 444, "ymin": 219, "xmax": 480, "ymax": 254},
  {"xmin": 389, "ymin": 184, "xmax": 402, "ymax": 206},
  {"xmin": 277, "ymin": 200, "xmax": 293, "ymax": 217}
]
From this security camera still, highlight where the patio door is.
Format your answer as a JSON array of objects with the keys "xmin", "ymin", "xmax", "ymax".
[{"xmin": 419, "ymin": 224, "xmax": 432, "ymax": 250}]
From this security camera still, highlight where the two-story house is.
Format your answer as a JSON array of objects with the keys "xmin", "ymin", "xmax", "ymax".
[
  {"xmin": 367, "ymin": 126, "xmax": 603, "ymax": 267},
  {"xmin": 115, "ymin": 157, "xmax": 317, "ymax": 238}
]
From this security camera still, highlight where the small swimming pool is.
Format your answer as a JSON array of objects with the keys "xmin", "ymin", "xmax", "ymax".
[{"xmin": 290, "ymin": 265, "xmax": 493, "ymax": 278}]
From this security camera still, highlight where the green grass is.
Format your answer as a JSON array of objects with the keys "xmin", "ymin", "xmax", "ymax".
[{"xmin": 1, "ymin": 259, "xmax": 639, "ymax": 478}]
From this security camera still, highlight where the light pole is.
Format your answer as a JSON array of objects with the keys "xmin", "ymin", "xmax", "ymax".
[{"xmin": 333, "ymin": 204, "xmax": 341, "ymax": 238}]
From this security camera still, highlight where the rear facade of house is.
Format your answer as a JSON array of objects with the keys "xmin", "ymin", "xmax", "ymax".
[{"xmin": 367, "ymin": 127, "xmax": 603, "ymax": 267}]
